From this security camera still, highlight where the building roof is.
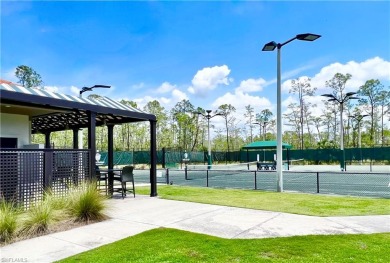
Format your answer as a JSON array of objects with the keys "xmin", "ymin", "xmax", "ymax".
[
  {"xmin": 242, "ymin": 140, "xmax": 292, "ymax": 149},
  {"xmin": 0, "ymin": 82, "xmax": 156, "ymax": 133},
  {"xmin": 0, "ymin": 79, "xmax": 16, "ymax": 85}
]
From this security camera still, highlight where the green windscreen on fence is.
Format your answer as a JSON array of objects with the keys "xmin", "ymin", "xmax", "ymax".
[{"xmin": 98, "ymin": 147, "xmax": 390, "ymax": 166}]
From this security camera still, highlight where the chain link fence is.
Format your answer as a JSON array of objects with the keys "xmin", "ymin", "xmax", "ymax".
[{"xmin": 133, "ymin": 168, "xmax": 389, "ymax": 198}]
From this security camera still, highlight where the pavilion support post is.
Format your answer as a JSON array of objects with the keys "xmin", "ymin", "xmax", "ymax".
[
  {"xmin": 72, "ymin": 128, "xmax": 80, "ymax": 185},
  {"xmin": 87, "ymin": 111, "xmax": 96, "ymax": 180},
  {"xmin": 107, "ymin": 124, "xmax": 114, "ymax": 196},
  {"xmin": 287, "ymin": 148, "xmax": 290, "ymax": 170},
  {"xmin": 72, "ymin": 128, "xmax": 79, "ymax": 149},
  {"xmin": 44, "ymin": 132, "xmax": 51, "ymax": 149},
  {"xmin": 150, "ymin": 120, "xmax": 157, "ymax": 197},
  {"xmin": 162, "ymin": 147, "xmax": 166, "ymax": 169}
]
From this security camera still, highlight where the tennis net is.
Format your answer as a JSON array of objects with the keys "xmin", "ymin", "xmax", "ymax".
[
  {"xmin": 186, "ymin": 161, "xmax": 258, "ymax": 171},
  {"xmin": 185, "ymin": 162, "xmax": 258, "ymax": 181}
]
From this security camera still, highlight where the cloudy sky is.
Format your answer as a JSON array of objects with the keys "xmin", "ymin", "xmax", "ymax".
[{"xmin": 1, "ymin": 1, "xmax": 389, "ymax": 129}]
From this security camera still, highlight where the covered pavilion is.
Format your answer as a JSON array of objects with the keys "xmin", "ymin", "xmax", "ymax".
[
  {"xmin": 242, "ymin": 140, "xmax": 292, "ymax": 169},
  {"xmin": 0, "ymin": 80, "xmax": 157, "ymax": 198}
]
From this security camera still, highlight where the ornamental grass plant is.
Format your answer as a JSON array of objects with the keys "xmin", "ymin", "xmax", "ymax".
[
  {"xmin": 1, "ymin": 181, "xmax": 108, "ymax": 246},
  {"xmin": 67, "ymin": 182, "xmax": 108, "ymax": 223},
  {"xmin": 0, "ymin": 200, "xmax": 19, "ymax": 243},
  {"xmin": 20, "ymin": 196, "xmax": 57, "ymax": 237},
  {"xmin": 45, "ymin": 189, "xmax": 69, "ymax": 212}
]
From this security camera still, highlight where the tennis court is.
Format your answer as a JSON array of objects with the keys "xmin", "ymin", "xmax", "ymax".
[{"xmin": 133, "ymin": 163, "xmax": 390, "ymax": 198}]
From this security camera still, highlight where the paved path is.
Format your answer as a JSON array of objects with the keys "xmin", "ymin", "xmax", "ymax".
[{"xmin": 1, "ymin": 196, "xmax": 389, "ymax": 262}]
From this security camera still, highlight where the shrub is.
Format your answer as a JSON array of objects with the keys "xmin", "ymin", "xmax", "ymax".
[
  {"xmin": 0, "ymin": 200, "xmax": 19, "ymax": 242},
  {"xmin": 44, "ymin": 189, "xmax": 70, "ymax": 220},
  {"xmin": 67, "ymin": 182, "xmax": 108, "ymax": 223},
  {"xmin": 2, "ymin": 183, "xmax": 108, "ymax": 244},
  {"xmin": 21, "ymin": 197, "xmax": 56, "ymax": 236}
]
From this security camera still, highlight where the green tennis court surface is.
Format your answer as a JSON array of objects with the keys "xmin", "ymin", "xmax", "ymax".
[{"xmin": 133, "ymin": 165, "xmax": 389, "ymax": 198}]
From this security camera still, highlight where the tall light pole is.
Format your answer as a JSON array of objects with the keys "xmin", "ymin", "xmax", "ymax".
[
  {"xmin": 198, "ymin": 110, "xmax": 222, "ymax": 168},
  {"xmin": 253, "ymin": 121, "xmax": 268, "ymax": 141},
  {"xmin": 321, "ymin": 92, "xmax": 359, "ymax": 171},
  {"xmin": 262, "ymin": 121, "xmax": 268, "ymax": 141},
  {"xmin": 79, "ymin": 85, "xmax": 111, "ymax": 98},
  {"xmin": 252, "ymin": 122, "xmax": 262, "ymax": 139},
  {"xmin": 262, "ymin": 33, "xmax": 321, "ymax": 192},
  {"xmin": 349, "ymin": 114, "xmax": 368, "ymax": 164}
]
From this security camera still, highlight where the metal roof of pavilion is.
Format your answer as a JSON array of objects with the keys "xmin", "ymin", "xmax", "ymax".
[
  {"xmin": 242, "ymin": 140, "xmax": 292, "ymax": 149},
  {"xmin": 0, "ymin": 81, "xmax": 156, "ymax": 133}
]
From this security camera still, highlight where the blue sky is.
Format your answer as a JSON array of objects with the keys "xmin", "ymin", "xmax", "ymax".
[{"xmin": 1, "ymin": 1, "xmax": 389, "ymax": 124}]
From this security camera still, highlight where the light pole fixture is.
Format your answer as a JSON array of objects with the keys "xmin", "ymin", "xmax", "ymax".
[
  {"xmin": 197, "ymin": 110, "xmax": 222, "ymax": 168},
  {"xmin": 321, "ymin": 92, "xmax": 359, "ymax": 171},
  {"xmin": 262, "ymin": 33, "xmax": 321, "ymax": 192},
  {"xmin": 79, "ymin": 85, "xmax": 111, "ymax": 98},
  {"xmin": 349, "ymin": 114, "xmax": 368, "ymax": 164},
  {"xmin": 252, "ymin": 122, "xmax": 262, "ymax": 140},
  {"xmin": 253, "ymin": 122, "xmax": 268, "ymax": 141}
]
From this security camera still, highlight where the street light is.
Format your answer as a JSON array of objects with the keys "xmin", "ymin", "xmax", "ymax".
[
  {"xmin": 262, "ymin": 33, "xmax": 321, "ymax": 192},
  {"xmin": 321, "ymin": 92, "xmax": 359, "ymax": 171},
  {"xmin": 79, "ymin": 85, "xmax": 111, "ymax": 98},
  {"xmin": 197, "ymin": 110, "xmax": 222, "ymax": 168},
  {"xmin": 253, "ymin": 121, "xmax": 268, "ymax": 162},
  {"xmin": 349, "ymin": 114, "xmax": 368, "ymax": 164},
  {"xmin": 253, "ymin": 122, "xmax": 268, "ymax": 141}
]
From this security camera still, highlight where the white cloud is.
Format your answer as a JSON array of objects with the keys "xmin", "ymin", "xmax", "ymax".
[
  {"xmin": 132, "ymin": 87, "xmax": 188, "ymax": 111},
  {"xmin": 281, "ymin": 76, "xmax": 311, "ymax": 92},
  {"xmin": 268, "ymin": 65, "xmax": 315, "ymax": 91},
  {"xmin": 70, "ymin": 86, "xmax": 81, "ymax": 96},
  {"xmin": 282, "ymin": 94, "xmax": 324, "ymax": 120},
  {"xmin": 211, "ymin": 90, "xmax": 273, "ymax": 129},
  {"xmin": 171, "ymin": 88, "xmax": 188, "ymax": 101},
  {"xmin": 282, "ymin": 65, "xmax": 314, "ymax": 81},
  {"xmin": 188, "ymin": 65, "xmax": 232, "ymax": 96},
  {"xmin": 212, "ymin": 91, "xmax": 271, "ymax": 112},
  {"xmin": 156, "ymin": 82, "xmax": 176, "ymax": 94},
  {"xmin": 133, "ymin": 96, "xmax": 154, "ymax": 109},
  {"xmin": 312, "ymin": 57, "xmax": 390, "ymax": 92},
  {"xmin": 235, "ymin": 78, "xmax": 266, "ymax": 93},
  {"xmin": 280, "ymin": 57, "xmax": 390, "ymax": 94},
  {"xmin": 282, "ymin": 95, "xmax": 298, "ymax": 108}
]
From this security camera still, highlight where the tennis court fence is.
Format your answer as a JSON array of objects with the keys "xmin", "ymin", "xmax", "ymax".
[
  {"xmin": 135, "ymin": 167, "xmax": 389, "ymax": 198},
  {"xmin": 97, "ymin": 147, "xmax": 390, "ymax": 168}
]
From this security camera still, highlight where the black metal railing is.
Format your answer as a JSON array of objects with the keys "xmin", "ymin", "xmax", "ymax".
[{"xmin": 0, "ymin": 149, "xmax": 90, "ymax": 208}]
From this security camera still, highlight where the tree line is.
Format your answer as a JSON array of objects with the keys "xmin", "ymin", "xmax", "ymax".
[{"xmin": 14, "ymin": 65, "xmax": 390, "ymax": 151}]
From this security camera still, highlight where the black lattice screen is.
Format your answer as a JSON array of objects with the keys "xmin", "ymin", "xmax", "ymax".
[
  {"xmin": 0, "ymin": 149, "xmax": 90, "ymax": 208},
  {"xmin": 52, "ymin": 150, "xmax": 89, "ymax": 197},
  {"xmin": 19, "ymin": 151, "xmax": 45, "ymax": 208},
  {"xmin": 1, "ymin": 151, "xmax": 20, "ymax": 203}
]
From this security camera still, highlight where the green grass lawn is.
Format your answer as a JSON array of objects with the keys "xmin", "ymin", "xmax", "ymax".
[
  {"xmin": 58, "ymin": 228, "xmax": 390, "ymax": 263},
  {"xmin": 137, "ymin": 185, "xmax": 390, "ymax": 216}
]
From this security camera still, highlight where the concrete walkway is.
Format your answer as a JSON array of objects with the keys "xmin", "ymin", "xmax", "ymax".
[{"xmin": 2, "ymin": 195, "xmax": 389, "ymax": 262}]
